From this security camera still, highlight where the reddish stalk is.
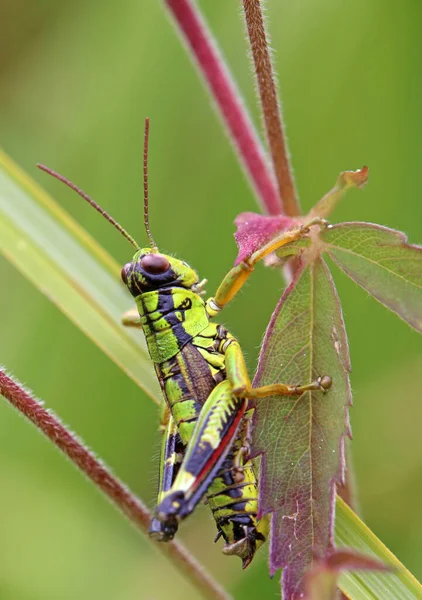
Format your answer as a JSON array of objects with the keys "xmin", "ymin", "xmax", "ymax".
[
  {"xmin": 164, "ymin": 0, "xmax": 282, "ymax": 215},
  {"xmin": 242, "ymin": 0, "xmax": 300, "ymax": 217},
  {"xmin": 0, "ymin": 368, "xmax": 231, "ymax": 600}
]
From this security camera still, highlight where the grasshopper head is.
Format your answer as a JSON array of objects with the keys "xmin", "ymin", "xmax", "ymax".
[{"xmin": 121, "ymin": 248, "xmax": 199, "ymax": 297}]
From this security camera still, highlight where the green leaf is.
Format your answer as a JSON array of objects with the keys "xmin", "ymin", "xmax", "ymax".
[
  {"xmin": 252, "ymin": 258, "xmax": 351, "ymax": 597},
  {"xmin": 336, "ymin": 497, "xmax": 422, "ymax": 599},
  {"xmin": 322, "ymin": 222, "xmax": 422, "ymax": 332},
  {"xmin": 0, "ymin": 150, "xmax": 160, "ymax": 402}
]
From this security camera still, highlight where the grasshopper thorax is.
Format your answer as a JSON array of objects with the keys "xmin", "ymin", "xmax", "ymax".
[
  {"xmin": 122, "ymin": 248, "xmax": 209, "ymax": 364},
  {"xmin": 121, "ymin": 248, "xmax": 199, "ymax": 297}
]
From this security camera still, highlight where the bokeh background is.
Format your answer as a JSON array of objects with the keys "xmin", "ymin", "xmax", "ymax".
[{"xmin": 1, "ymin": 1, "xmax": 421, "ymax": 599}]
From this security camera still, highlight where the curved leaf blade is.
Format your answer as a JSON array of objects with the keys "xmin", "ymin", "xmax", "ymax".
[
  {"xmin": 322, "ymin": 222, "xmax": 422, "ymax": 332},
  {"xmin": 336, "ymin": 497, "xmax": 422, "ymax": 600},
  {"xmin": 252, "ymin": 258, "xmax": 351, "ymax": 598},
  {"xmin": 0, "ymin": 151, "xmax": 160, "ymax": 402}
]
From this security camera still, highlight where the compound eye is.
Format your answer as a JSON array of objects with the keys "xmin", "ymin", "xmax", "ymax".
[
  {"xmin": 121, "ymin": 263, "xmax": 131, "ymax": 284},
  {"xmin": 141, "ymin": 253, "xmax": 170, "ymax": 275}
]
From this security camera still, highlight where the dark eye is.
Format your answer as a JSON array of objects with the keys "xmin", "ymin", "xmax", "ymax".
[
  {"xmin": 121, "ymin": 263, "xmax": 131, "ymax": 284},
  {"xmin": 141, "ymin": 254, "xmax": 170, "ymax": 274}
]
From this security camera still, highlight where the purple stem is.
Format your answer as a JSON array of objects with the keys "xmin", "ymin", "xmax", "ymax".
[
  {"xmin": 164, "ymin": 0, "xmax": 282, "ymax": 215},
  {"xmin": 0, "ymin": 368, "xmax": 231, "ymax": 600}
]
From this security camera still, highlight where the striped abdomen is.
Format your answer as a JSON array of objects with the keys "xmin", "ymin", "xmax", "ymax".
[{"xmin": 206, "ymin": 408, "xmax": 268, "ymax": 568}]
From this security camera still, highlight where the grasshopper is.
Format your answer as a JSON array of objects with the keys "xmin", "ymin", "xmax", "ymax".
[{"xmin": 38, "ymin": 118, "xmax": 331, "ymax": 568}]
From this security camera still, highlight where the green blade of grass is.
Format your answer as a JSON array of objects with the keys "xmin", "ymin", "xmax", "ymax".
[
  {"xmin": 0, "ymin": 150, "xmax": 160, "ymax": 402},
  {"xmin": 336, "ymin": 496, "xmax": 421, "ymax": 599}
]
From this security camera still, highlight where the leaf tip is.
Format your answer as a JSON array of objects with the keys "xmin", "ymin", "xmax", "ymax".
[{"xmin": 342, "ymin": 165, "xmax": 369, "ymax": 189}]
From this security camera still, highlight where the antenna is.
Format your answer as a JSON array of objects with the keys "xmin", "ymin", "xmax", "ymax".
[
  {"xmin": 143, "ymin": 118, "xmax": 158, "ymax": 251},
  {"xmin": 37, "ymin": 164, "xmax": 140, "ymax": 250}
]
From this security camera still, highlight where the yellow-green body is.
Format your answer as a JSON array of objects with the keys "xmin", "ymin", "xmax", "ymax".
[
  {"xmin": 121, "ymin": 221, "xmax": 331, "ymax": 567},
  {"xmin": 126, "ymin": 253, "xmax": 268, "ymax": 565}
]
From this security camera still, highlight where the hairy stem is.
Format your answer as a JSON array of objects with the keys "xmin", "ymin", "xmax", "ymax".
[
  {"xmin": 0, "ymin": 368, "xmax": 231, "ymax": 600},
  {"xmin": 164, "ymin": 0, "xmax": 282, "ymax": 215},
  {"xmin": 242, "ymin": 0, "xmax": 299, "ymax": 216}
]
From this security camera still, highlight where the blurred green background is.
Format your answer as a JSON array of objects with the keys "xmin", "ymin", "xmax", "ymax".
[{"xmin": 1, "ymin": 1, "xmax": 421, "ymax": 599}]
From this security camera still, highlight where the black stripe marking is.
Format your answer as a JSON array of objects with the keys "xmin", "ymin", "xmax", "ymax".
[
  {"xmin": 216, "ymin": 514, "xmax": 256, "ymax": 528},
  {"xmin": 206, "ymin": 482, "xmax": 252, "ymax": 500}
]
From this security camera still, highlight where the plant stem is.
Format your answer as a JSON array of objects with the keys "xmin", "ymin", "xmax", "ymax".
[
  {"xmin": 0, "ymin": 368, "xmax": 231, "ymax": 600},
  {"xmin": 242, "ymin": 0, "xmax": 300, "ymax": 216},
  {"xmin": 164, "ymin": 0, "xmax": 282, "ymax": 215}
]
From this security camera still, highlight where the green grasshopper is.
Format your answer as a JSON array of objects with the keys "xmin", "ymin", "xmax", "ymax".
[{"xmin": 38, "ymin": 118, "xmax": 331, "ymax": 568}]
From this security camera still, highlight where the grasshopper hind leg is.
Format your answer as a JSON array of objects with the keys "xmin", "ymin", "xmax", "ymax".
[{"xmin": 155, "ymin": 380, "xmax": 247, "ymax": 528}]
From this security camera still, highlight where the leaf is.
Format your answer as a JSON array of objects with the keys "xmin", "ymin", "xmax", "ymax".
[
  {"xmin": 322, "ymin": 222, "xmax": 422, "ymax": 332},
  {"xmin": 304, "ymin": 548, "xmax": 389, "ymax": 600},
  {"xmin": 336, "ymin": 497, "xmax": 422, "ymax": 600},
  {"xmin": 0, "ymin": 150, "xmax": 160, "ymax": 402},
  {"xmin": 252, "ymin": 258, "xmax": 352, "ymax": 599}
]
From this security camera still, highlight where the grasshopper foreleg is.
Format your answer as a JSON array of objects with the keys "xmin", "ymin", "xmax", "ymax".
[
  {"xmin": 206, "ymin": 217, "xmax": 328, "ymax": 316},
  {"xmin": 121, "ymin": 307, "xmax": 143, "ymax": 328}
]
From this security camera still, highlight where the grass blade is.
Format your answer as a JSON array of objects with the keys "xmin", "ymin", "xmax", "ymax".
[
  {"xmin": 336, "ymin": 496, "xmax": 421, "ymax": 599},
  {"xmin": 0, "ymin": 150, "xmax": 160, "ymax": 402}
]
